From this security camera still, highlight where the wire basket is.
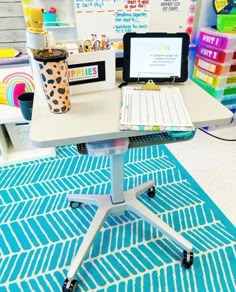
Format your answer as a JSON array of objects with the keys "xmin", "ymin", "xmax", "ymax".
[
  {"xmin": 217, "ymin": 15, "xmax": 236, "ymax": 33},
  {"xmin": 5, "ymin": 122, "xmax": 33, "ymax": 150}
]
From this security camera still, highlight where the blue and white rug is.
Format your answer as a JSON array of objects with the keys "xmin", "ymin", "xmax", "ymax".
[{"xmin": 0, "ymin": 145, "xmax": 235, "ymax": 291}]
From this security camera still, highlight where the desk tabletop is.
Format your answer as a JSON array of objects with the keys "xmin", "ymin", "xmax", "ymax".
[{"xmin": 30, "ymin": 75, "xmax": 233, "ymax": 148}]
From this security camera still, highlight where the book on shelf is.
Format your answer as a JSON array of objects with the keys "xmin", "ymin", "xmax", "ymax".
[
  {"xmin": 0, "ymin": 54, "xmax": 29, "ymax": 66},
  {"xmin": 119, "ymin": 86, "xmax": 194, "ymax": 132}
]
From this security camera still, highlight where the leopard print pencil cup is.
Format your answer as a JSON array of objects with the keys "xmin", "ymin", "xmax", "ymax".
[{"xmin": 33, "ymin": 49, "xmax": 71, "ymax": 114}]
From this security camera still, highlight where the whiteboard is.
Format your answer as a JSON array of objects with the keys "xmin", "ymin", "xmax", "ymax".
[{"xmin": 74, "ymin": 0, "xmax": 198, "ymax": 40}]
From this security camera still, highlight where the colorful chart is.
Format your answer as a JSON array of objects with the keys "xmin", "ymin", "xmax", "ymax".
[
  {"xmin": 2, "ymin": 71, "xmax": 35, "ymax": 93},
  {"xmin": 213, "ymin": 0, "xmax": 236, "ymax": 14}
]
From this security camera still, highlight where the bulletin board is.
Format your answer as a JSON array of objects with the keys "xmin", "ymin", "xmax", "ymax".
[{"xmin": 73, "ymin": 0, "xmax": 198, "ymax": 40}]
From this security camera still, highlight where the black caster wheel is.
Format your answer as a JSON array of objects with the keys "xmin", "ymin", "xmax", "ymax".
[
  {"xmin": 182, "ymin": 250, "xmax": 194, "ymax": 269},
  {"xmin": 62, "ymin": 278, "xmax": 78, "ymax": 292},
  {"xmin": 69, "ymin": 201, "xmax": 82, "ymax": 209},
  {"xmin": 147, "ymin": 186, "xmax": 156, "ymax": 198}
]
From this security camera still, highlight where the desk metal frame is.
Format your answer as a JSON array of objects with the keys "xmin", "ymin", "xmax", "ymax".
[
  {"xmin": 66, "ymin": 151, "xmax": 192, "ymax": 284},
  {"xmin": 30, "ymin": 77, "xmax": 233, "ymax": 290}
]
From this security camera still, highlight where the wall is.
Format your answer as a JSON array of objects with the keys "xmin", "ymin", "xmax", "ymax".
[
  {"xmin": 0, "ymin": 0, "xmax": 217, "ymax": 52},
  {"xmin": 29, "ymin": 0, "xmax": 78, "ymax": 41},
  {"xmin": 193, "ymin": 0, "xmax": 217, "ymax": 42},
  {"xmin": 0, "ymin": 0, "xmax": 27, "ymax": 53},
  {"xmin": 29, "ymin": 0, "xmax": 202, "ymax": 42}
]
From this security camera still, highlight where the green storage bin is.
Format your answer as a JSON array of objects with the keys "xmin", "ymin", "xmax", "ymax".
[
  {"xmin": 192, "ymin": 77, "xmax": 236, "ymax": 99},
  {"xmin": 217, "ymin": 15, "xmax": 236, "ymax": 33}
]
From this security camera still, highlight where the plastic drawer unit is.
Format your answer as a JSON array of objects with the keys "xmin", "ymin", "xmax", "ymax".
[
  {"xmin": 217, "ymin": 15, "xmax": 236, "ymax": 33},
  {"xmin": 86, "ymin": 138, "xmax": 129, "ymax": 156},
  {"xmin": 221, "ymin": 97, "xmax": 236, "ymax": 110},
  {"xmin": 221, "ymin": 94, "xmax": 236, "ymax": 103},
  {"xmin": 192, "ymin": 77, "xmax": 236, "ymax": 99},
  {"xmin": 199, "ymin": 27, "xmax": 236, "ymax": 50},
  {"xmin": 193, "ymin": 66, "xmax": 236, "ymax": 88},
  {"xmin": 197, "ymin": 44, "xmax": 236, "ymax": 64},
  {"xmin": 195, "ymin": 55, "xmax": 236, "ymax": 76}
]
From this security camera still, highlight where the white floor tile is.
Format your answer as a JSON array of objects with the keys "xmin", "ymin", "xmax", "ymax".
[{"xmin": 167, "ymin": 127, "xmax": 236, "ymax": 226}]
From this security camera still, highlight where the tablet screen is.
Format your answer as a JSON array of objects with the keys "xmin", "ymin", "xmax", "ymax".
[{"xmin": 123, "ymin": 32, "xmax": 190, "ymax": 83}]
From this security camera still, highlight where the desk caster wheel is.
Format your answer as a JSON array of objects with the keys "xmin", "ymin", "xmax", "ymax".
[
  {"xmin": 63, "ymin": 278, "xmax": 78, "ymax": 292},
  {"xmin": 182, "ymin": 250, "xmax": 194, "ymax": 269},
  {"xmin": 147, "ymin": 186, "xmax": 156, "ymax": 198},
  {"xmin": 70, "ymin": 201, "xmax": 82, "ymax": 209}
]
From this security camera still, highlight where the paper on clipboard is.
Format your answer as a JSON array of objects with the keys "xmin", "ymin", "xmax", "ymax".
[{"xmin": 119, "ymin": 86, "xmax": 194, "ymax": 131}]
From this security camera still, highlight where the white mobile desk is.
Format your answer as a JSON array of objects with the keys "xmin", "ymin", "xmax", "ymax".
[
  {"xmin": 30, "ymin": 77, "xmax": 233, "ymax": 291},
  {"xmin": 30, "ymin": 78, "xmax": 233, "ymax": 147}
]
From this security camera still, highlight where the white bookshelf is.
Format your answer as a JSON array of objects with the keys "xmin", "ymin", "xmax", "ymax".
[{"xmin": 0, "ymin": 104, "xmax": 55, "ymax": 166}]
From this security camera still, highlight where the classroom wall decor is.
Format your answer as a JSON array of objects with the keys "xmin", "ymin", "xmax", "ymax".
[
  {"xmin": 73, "ymin": 0, "xmax": 199, "ymax": 40},
  {"xmin": 213, "ymin": 0, "xmax": 236, "ymax": 14}
]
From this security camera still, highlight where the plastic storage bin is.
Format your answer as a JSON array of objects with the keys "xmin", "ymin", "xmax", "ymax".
[
  {"xmin": 217, "ymin": 15, "xmax": 236, "ymax": 33},
  {"xmin": 197, "ymin": 44, "xmax": 236, "ymax": 64},
  {"xmin": 43, "ymin": 13, "xmax": 58, "ymax": 27},
  {"xmin": 192, "ymin": 77, "xmax": 236, "ymax": 99},
  {"xmin": 193, "ymin": 66, "xmax": 236, "ymax": 88},
  {"xmin": 221, "ymin": 94, "xmax": 236, "ymax": 103},
  {"xmin": 224, "ymin": 103, "xmax": 236, "ymax": 111},
  {"xmin": 222, "ymin": 97, "xmax": 236, "ymax": 107},
  {"xmin": 195, "ymin": 55, "xmax": 236, "ymax": 76},
  {"xmin": 199, "ymin": 27, "xmax": 236, "ymax": 50},
  {"xmin": 86, "ymin": 138, "xmax": 129, "ymax": 156},
  {"xmin": 5, "ymin": 122, "xmax": 33, "ymax": 150}
]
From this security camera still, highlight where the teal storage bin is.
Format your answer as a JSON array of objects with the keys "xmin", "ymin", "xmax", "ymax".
[{"xmin": 43, "ymin": 13, "xmax": 58, "ymax": 27}]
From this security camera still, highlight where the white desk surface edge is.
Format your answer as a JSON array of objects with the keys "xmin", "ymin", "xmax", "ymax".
[{"xmin": 30, "ymin": 77, "xmax": 233, "ymax": 148}]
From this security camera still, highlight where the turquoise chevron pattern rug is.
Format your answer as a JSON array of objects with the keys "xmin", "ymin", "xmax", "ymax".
[{"xmin": 0, "ymin": 145, "xmax": 235, "ymax": 292}]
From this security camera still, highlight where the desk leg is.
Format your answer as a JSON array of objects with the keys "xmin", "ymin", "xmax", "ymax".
[
  {"xmin": 128, "ymin": 198, "xmax": 193, "ymax": 251},
  {"xmin": 64, "ymin": 151, "xmax": 194, "ymax": 290},
  {"xmin": 110, "ymin": 153, "xmax": 124, "ymax": 204},
  {"xmin": 67, "ymin": 200, "xmax": 110, "ymax": 282}
]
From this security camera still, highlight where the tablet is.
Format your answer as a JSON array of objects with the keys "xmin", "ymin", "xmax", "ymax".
[{"xmin": 123, "ymin": 32, "xmax": 190, "ymax": 83}]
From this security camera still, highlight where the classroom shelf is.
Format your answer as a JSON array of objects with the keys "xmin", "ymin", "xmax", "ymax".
[
  {"xmin": 0, "ymin": 105, "xmax": 55, "ymax": 166},
  {"xmin": 44, "ymin": 21, "xmax": 75, "ymax": 29}
]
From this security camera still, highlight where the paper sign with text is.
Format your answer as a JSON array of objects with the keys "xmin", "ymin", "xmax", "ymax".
[{"xmin": 68, "ymin": 65, "xmax": 99, "ymax": 82}]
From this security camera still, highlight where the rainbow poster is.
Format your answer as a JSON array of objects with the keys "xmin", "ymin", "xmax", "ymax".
[
  {"xmin": 0, "ymin": 65, "xmax": 35, "ymax": 107},
  {"xmin": 2, "ymin": 68, "xmax": 35, "ymax": 93}
]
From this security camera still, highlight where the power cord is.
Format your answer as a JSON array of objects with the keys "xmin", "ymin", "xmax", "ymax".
[{"xmin": 199, "ymin": 126, "xmax": 236, "ymax": 142}]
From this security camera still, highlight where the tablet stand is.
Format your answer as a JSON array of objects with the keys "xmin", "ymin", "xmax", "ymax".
[{"xmin": 137, "ymin": 71, "xmax": 176, "ymax": 84}]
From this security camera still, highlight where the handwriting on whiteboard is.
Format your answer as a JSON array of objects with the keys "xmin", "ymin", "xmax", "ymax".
[
  {"xmin": 160, "ymin": 0, "xmax": 181, "ymax": 12},
  {"xmin": 74, "ymin": 0, "xmax": 150, "ymax": 37}
]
